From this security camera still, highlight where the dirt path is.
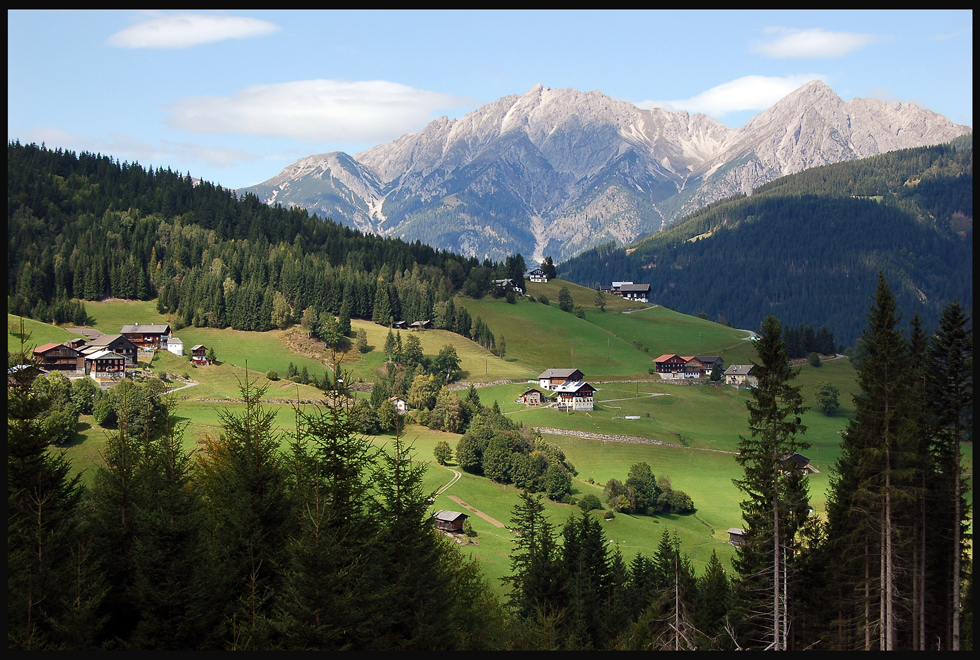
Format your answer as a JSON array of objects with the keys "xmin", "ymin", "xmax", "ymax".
[{"xmin": 446, "ymin": 495, "xmax": 507, "ymax": 528}]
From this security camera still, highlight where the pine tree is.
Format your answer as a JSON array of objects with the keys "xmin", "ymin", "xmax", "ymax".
[
  {"xmin": 192, "ymin": 373, "xmax": 292, "ymax": 649},
  {"xmin": 732, "ymin": 314, "xmax": 809, "ymax": 650},
  {"xmin": 925, "ymin": 299, "xmax": 972, "ymax": 650},
  {"xmin": 502, "ymin": 490, "xmax": 561, "ymax": 623}
]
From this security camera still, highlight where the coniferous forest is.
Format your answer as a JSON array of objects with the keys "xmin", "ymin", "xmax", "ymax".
[
  {"xmin": 559, "ymin": 137, "xmax": 973, "ymax": 348},
  {"xmin": 7, "ymin": 142, "xmax": 973, "ymax": 650}
]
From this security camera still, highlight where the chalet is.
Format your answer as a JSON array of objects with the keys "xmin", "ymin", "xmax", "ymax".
[
  {"xmin": 492, "ymin": 278, "xmax": 524, "ymax": 296},
  {"xmin": 653, "ymin": 354, "xmax": 686, "ymax": 377},
  {"xmin": 725, "ymin": 364, "xmax": 758, "ymax": 388},
  {"xmin": 390, "ymin": 396, "xmax": 408, "ymax": 414},
  {"xmin": 432, "ymin": 510, "xmax": 469, "ymax": 533},
  {"xmin": 65, "ymin": 337, "xmax": 88, "ymax": 350},
  {"xmin": 781, "ymin": 453, "xmax": 818, "ymax": 474},
  {"xmin": 538, "ymin": 368, "xmax": 585, "ymax": 391},
  {"xmin": 119, "ymin": 323, "xmax": 172, "ymax": 351},
  {"xmin": 618, "ymin": 283, "xmax": 651, "ymax": 303},
  {"xmin": 681, "ymin": 356, "xmax": 705, "ymax": 378},
  {"xmin": 392, "ymin": 320, "xmax": 408, "ymax": 330},
  {"xmin": 610, "ymin": 281, "xmax": 633, "ymax": 293},
  {"xmin": 515, "ymin": 388, "xmax": 546, "ymax": 406},
  {"xmin": 190, "ymin": 345, "xmax": 210, "ymax": 366},
  {"xmin": 85, "ymin": 350, "xmax": 126, "ymax": 384},
  {"xmin": 409, "ymin": 320, "xmax": 432, "ymax": 330},
  {"xmin": 728, "ymin": 528, "xmax": 747, "ymax": 547},
  {"xmin": 696, "ymin": 356, "xmax": 724, "ymax": 376},
  {"xmin": 167, "ymin": 337, "xmax": 185, "ymax": 357},
  {"xmin": 528, "ymin": 268, "xmax": 549, "ymax": 283},
  {"xmin": 552, "ymin": 381, "xmax": 596, "ymax": 411},
  {"xmin": 32, "ymin": 342, "xmax": 83, "ymax": 373},
  {"xmin": 81, "ymin": 334, "xmax": 137, "ymax": 365}
]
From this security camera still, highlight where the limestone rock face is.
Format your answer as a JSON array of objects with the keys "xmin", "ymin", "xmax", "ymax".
[{"xmin": 240, "ymin": 81, "xmax": 971, "ymax": 263}]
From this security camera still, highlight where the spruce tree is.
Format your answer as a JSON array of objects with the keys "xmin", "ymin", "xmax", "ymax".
[
  {"xmin": 925, "ymin": 299, "xmax": 972, "ymax": 650},
  {"xmin": 732, "ymin": 314, "xmax": 809, "ymax": 650}
]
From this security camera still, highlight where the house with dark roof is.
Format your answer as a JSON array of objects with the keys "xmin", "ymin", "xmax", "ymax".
[
  {"xmin": 81, "ymin": 334, "xmax": 137, "ymax": 365},
  {"xmin": 528, "ymin": 268, "xmax": 549, "ymax": 283},
  {"xmin": 119, "ymin": 323, "xmax": 172, "ymax": 350},
  {"xmin": 84, "ymin": 350, "xmax": 127, "ymax": 384},
  {"xmin": 515, "ymin": 388, "xmax": 546, "ymax": 406},
  {"xmin": 432, "ymin": 510, "xmax": 469, "ymax": 533},
  {"xmin": 538, "ymin": 368, "xmax": 585, "ymax": 390},
  {"xmin": 618, "ymin": 283, "xmax": 651, "ymax": 303}
]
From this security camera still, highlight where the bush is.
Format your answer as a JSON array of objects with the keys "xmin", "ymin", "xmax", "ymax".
[
  {"xmin": 539, "ymin": 295, "xmax": 549, "ymax": 306},
  {"xmin": 578, "ymin": 493, "xmax": 604, "ymax": 512},
  {"xmin": 266, "ymin": 370, "xmax": 279, "ymax": 381}
]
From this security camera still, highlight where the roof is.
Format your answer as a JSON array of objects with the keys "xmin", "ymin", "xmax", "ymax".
[
  {"xmin": 728, "ymin": 528, "xmax": 746, "ymax": 535},
  {"xmin": 87, "ymin": 333, "xmax": 131, "ymax": 347},
  {"xmin": 538, "ymin": 368, "xmax": 583, "ymax": 379},
  {"xmin": 168, "ymin": 337, "xmax": 183, "ymax": 344},
  {"xmin": 725, "ymin": 364, "xmax": 756, "ymax": 375},
  {"xmin": 120, "ymin": 323, "xmax": 171, "ymax": 334},
  {"xmin": 86, "ymin": 350, "xmax": 126, "ymax": 361},
  {"xmin": 552, "ymin": 381, "xmax": 596, "ymax": 394},
  {"xmin": 432, "ymin": 510, "xmax": 468, "ymax": 523},
  {"xmin": 32, "ymin": 342, "xmax": 63, "ymax": 354},
  {"xmin": 191, "ymin": 344, "xmax": 207, "ymax": 351},
  {"xmin": 619, "ymin": 283, "xmax": 650, "ymax": 292},
  {"xmin": 67, "ymin": 327, "xmax": 103, "ymax": 340},
  {"xmin": 696, "ymin": 356, "xmax": 723, "ymax": 364},
  {"xmin": 653, "ymin": 354, "xmax": 681, "ymax": 363}
]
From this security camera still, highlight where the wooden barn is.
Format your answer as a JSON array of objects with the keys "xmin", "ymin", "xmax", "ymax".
[
  {"xmin": 728, "ymin": 528, "xmax": 747, "ymax": 547},
  {"xmin": 120, "ymin": 323, "xmax": 172, "ymax": 351},
  {"xmin": 32, "ymin": 342, "xmax": 82, "ymax": 372},
  {"xmin": 432, "ymin": 510, "xmax": 469, "ymax": 533}
]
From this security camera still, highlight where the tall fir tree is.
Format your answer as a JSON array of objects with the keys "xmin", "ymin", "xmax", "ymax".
[{"xmin": 731, "ymin": 314, "xmax": 809, "ymax": 650}]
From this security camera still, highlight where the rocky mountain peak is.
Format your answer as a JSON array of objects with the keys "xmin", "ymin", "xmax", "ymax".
[{"xmin": 241, "ymin": 81, "xmax": 971, "ymax": 263}]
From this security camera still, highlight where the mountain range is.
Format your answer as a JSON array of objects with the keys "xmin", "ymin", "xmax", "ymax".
[{"xmin": 239, "ymin": 81, "xmax": 971, "ymax": 263}]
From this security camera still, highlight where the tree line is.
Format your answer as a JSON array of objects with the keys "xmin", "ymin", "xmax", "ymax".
[
  {"xmin": 558, "ymin": 139, "xmax": 973, "ymax": 349},
  {"xmin": 7, "ymin": 141, "xmax": 521, "ymax": 351}
]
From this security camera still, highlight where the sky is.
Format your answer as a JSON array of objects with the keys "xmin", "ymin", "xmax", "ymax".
[{"xmin": 8, "ymin": 10, "xmax": 973, "ymax": 191}]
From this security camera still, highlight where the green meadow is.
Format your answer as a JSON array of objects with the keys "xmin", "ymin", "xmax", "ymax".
[{"xmin": 12, "ymin": 291, "xmax": 969, "ymax": 595}]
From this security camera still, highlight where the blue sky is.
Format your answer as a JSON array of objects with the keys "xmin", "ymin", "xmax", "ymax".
[{"xmin": 8, "ymin": 10, "xmax": 972, "ymax": 190}]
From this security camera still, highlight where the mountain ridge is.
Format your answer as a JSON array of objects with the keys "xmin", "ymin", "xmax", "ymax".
[{"xmin": 240, "ymin": 81, "xmax": 971, "ymax": 263}]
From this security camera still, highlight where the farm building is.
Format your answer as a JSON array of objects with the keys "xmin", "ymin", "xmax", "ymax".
[
  {"xmin": 167, "ymin": 337, "xmax": 185, "ymax": 357},
  {"xmin": 538, "ymin": 368, "xmax": 585, "ymax": 390},
  {"xmin": 728, "ymin": 528, "xmax": 747, "ymax": 547},
  {"xmin": 409, "ymin": 320, "xmax": 432, "ymax": 330},
  {"xmin": 84, "ymin": 350, "xmax": 127, "ymax": 385},
  {"xmin": 653, "ymin": 354, "xmax": 687, "ymax": 376},
  {"xmin": 120, "ymin": 323, "xmax": 172, "ymax": 351},
  {"xmin": 492, "ymin": 278, "xmax": 524, "ymax": 296},
  {"xmin": 80, "ymin": 334, "xmax": 137, "ymax": 366},
  {"xmin": 515, "ymin": 388, "xmax": 546, "ymax": 406},
  {"xmin": 781, "ymin": 452, "xmax": 818, "ymax": 474},
  {"xmin": 32, "ymin": 342, "xmax": 83, "ymax": 373},
  {"xmin": 617, "ymin": 283, "xmax": 651, "ymax": 303},
  {"xmin": 390, "ymin": 396, "xmax": 408, "ymax": 413},
  {"xmin": 432, "ymin": 510, "xmax": 469, "ymax": 533},
  {"xmin": 190, "ymin": 345, "xmax": 210, "ymax": 366},
  {"xmin": 725, "ymin": 364, "xmax": 758, "ymax": 388},
  {"xmin": 528, "ymin": 268, "xmax": 549, "ymax": 283},
  {"xmin": 552, "ymin": 381, "xmax": 596, "ymax": 411},
  {"xmin": 8, "ymin": 364, "xmax": 48, "ymax": 389}
]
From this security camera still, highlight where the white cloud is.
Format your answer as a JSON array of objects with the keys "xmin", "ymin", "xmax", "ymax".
[
  {"xmin": 107, "ymin": 12, "xmax": 280, "ymax": 49},
  {"xmin": 163, "ymin": 79, "xmax": 475, "ymax": 143},
  {"xmin": 24, "ymin": 127, "xmax": 257, "ymax": 170},
  {"xmin": 751, "ymin": 27, "xmax": 879, "ymax": 59},
  {"xmin": 639, "ymin": 74, "xmax": 825, "ymax": 117}
]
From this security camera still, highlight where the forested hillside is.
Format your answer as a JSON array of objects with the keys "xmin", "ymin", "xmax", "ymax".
[
  {"xmin": 558, "ymin": 137, "xmax": 973, "ymax": 347},
  {"xmin": 7, "ymin": 141, "xmax": 525, "ymax": 350}
]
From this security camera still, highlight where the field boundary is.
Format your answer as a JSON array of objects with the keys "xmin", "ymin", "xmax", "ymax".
[{"xmin": 533, "ymin": 427, "xmax": 736, "ymax": 454}]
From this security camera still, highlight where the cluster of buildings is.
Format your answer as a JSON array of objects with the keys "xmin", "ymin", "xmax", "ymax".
[
  {"xmin": 24, "ymin": 322, "xmax": 211, "ymax": 389},
  {"xmin": 597, "ymin": 281, "xmax": 652, "ymax": 304},
  {"xmin": 514, "ymin": 367, "xmax": 597, "ymax": 412},
  {"xmin": 652, "ymin": 354, "xmax": 759, "ymax": 388}
]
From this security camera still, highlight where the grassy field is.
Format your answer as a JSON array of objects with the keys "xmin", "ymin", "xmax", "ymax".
[{"xmin": 13, "ymin": 296, "xmax": 970, "ymax": 595}]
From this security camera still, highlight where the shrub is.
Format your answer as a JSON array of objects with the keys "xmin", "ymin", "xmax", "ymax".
[
  {"xmin": 266, "ymin": 370, "xmax": 279, "ymax": 381},
  {"xmin": 578, "ymin": 493, "xmax": 604, "ymax": 512}
]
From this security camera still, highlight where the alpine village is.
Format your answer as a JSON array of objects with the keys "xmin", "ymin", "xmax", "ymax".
[{"xmin": 7, "ymin": 95, "xmax": 972, "ymax": 649}]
